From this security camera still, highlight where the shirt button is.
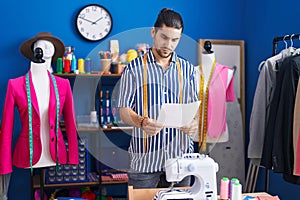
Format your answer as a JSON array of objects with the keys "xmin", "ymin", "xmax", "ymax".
[
  {"xmin": 50, "ymin": 125, "xmax": 54, "ymax": 129},
  {"xmin": 51, "ymin": 138, "xmax": 55, "ymax": 142}
]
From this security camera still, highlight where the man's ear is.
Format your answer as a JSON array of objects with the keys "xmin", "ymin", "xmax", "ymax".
[{"xmin": 151, "ymin": 27, "xmax": 155, "ymax": 38}]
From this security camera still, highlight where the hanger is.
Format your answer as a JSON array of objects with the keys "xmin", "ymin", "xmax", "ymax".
[
  {"xmin": 288, "ymin": 34, "xmax": 296, "ymax": 54},
  {"xmin": 283, "ymin": 35, "xmax": 289, "ymax": 49},
  {"xmin": 292, "ymin": 35, "xmax": 300, "ymax": 55}
]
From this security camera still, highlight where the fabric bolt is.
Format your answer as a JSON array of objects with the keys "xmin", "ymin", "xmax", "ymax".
[{"xmin": 118, "ymin": 49, "xmax": 198, "ymax": 173}]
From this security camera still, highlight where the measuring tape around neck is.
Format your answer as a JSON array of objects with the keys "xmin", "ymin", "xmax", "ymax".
[
  {"xmin": 198, "ymin": 59, "xmax": 216, "ymax": 152},
  {"xmin": 142, "ymin": 52, "xmax": 183, "ymax": 151},
  {"xmin": 26, "ymin": 72, "xmax": 60, "ymax": 173}
]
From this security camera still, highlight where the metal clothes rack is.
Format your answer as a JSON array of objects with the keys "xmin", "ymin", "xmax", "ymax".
[
  {"xmin": 263, "ymin": 34, "xmax": 300, "ymax": 193},
  {"xmin": 273, "ymin": 34, "xmax": 300, "ymax": 55}
]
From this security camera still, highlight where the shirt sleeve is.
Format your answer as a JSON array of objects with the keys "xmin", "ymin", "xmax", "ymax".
[{"xmin": 117, "ymin": 64, "xmax": 136, "ymax": 109}]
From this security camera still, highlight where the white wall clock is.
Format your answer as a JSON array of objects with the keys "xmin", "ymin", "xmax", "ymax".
[{"xmin": 76, "ymin": 4, "xmax": 113, "ymax": 41}]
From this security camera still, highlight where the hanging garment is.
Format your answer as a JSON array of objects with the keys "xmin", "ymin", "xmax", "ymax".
[
  {"xmin": 261, "ymin": 54, "xmax": 300, "ymax": 176},
  {"xmin": 248, "ymin": 48, "xmax": 291, "ymax": 160},
  {"xmin": 193, "ymin": 63, "xmax": 235, "ymax": 142},
  {"xmin": 0, "ymin": 72, "xmax": 79, "ymax": 174},
  {"xmin": 293, "ymin": 79, "xmax": 300, "ymax": 175}
]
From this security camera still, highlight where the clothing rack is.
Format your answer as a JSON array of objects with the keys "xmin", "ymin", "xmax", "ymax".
[
  {"xmin": 273, "ymin": 34, "xmax": 300, "ymax": 55},
  {"xmin": 263, "ymin": 34, "xmax": 300, "ymax": 193}
]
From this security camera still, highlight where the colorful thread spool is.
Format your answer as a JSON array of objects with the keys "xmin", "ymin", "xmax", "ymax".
[
  {"xmin": 229, "ymin": 178, "xmax": 239, "ymax": 198},
  {"xmin": 56, "ymin": 57, "xmax": 63, "ymax": 74},
  {"xmin": 220, "ymin": 177, "xmax": 229, "ymax": 200},
  {"xmin": 85, "ymin": 58, "xmax": 91, "ymax": 74},
  {"xmin": 71, "ymin": 55, "xmax": 77, "ymax": 72},
  {"xmin": 231, "ymin": 182, "xmax": 242, "ymax": 200},
  {"xmin": 78, "ymin": 58, "xmax": 85, "ymax": 74},
  {"xmin": 64, "ymin": 59, "xmax": 71, "ymax": 73}
]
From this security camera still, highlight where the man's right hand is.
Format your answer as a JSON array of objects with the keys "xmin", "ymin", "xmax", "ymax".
[{"xmin": 141, "ymin": 117, "xmax": 163, "ymax": 136}]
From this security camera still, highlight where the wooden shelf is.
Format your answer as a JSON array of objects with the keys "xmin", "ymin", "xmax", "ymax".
[
  {"xmin": 101, "ymin": 180, "xmax": 128, "ymax": 185},
  {"xmin": 32, "ymin": 174, "xmax": 99, "ymax": 189},
  {"xmin": 59, "ymin": 126, "xmax": 133, "ymax": 132},
  {"xmin": 53, "ymin": 73, "xmax": 121, "ymax": 77}
]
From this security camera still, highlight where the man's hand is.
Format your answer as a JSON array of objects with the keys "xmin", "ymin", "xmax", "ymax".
[
  {"xmin": 141, "ymin": 117, "xmax": 164, "ymax": 136},
  {"xmin": 179, "ymin": 118, "xmax": 198, "ymax": 136}
]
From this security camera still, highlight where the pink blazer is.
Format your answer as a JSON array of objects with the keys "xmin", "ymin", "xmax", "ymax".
[
  {"xmin": 0, "ymin": 72, "xmax": 79, "ymax": 174},
  {"xmin": 207, "ymin": 63, "xmax": 236, "ymax": 138}
]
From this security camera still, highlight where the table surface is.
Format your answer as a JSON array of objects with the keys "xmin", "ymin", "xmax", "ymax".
[{"xmin": 128, "ymin": 186, "xmax": 272, "ymax": 200}]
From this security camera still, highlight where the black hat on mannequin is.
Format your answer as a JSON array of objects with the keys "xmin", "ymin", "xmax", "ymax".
[{"xmin": 20, "ymin": 32, "xmax": 65, "ymax": 63}]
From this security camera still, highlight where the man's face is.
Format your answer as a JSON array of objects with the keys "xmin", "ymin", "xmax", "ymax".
[{"xmin": 151, "ymin": 24, "xmax": 182, "ymax": 58}]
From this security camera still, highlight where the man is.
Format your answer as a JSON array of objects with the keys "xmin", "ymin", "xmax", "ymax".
[{"xmin": 118, "ymin": 8, "xmax": 198, "ymax": 188}]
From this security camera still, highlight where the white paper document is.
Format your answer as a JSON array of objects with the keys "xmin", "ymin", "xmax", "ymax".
[{"xmin": 157, "ymin": 101, "xmax": 200, "ymax": 128}]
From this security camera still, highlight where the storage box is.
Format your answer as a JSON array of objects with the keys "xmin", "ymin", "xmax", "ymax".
[{"xmin": 45, "ymin": 138, "xmax": 88, "ymax": 184}]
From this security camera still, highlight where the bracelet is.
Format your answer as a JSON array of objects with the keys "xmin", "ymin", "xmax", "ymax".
[{"xmin": 140, "ymin": 116, "xmax": 146, "ymax": 128}]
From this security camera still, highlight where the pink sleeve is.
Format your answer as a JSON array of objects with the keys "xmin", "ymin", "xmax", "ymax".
[
  {"xmin": 62, "ymin": 79, "xmax": 79, "ymax": 164},
  {"xmin": 226, "ymin": 75, "xmax": 236, "ymax": 102},
  {"xmin": 0, "ymin": 80, "xmax": 15, "ymax": 174}
]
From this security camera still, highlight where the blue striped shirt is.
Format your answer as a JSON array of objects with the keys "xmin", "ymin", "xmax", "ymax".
[{"xmin": 118, "ymin": 49, "xmax": 198, "ymax": 173}]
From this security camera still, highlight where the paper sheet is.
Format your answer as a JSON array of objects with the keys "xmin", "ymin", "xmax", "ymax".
[{"xmin": 157, "ymin": 101, "xmax": 200, "ymax": 128}]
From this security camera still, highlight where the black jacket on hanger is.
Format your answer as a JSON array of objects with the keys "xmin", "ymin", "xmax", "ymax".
[{"xmin": 261, "ymin": 54, "xmax": 300, "ymax": 184}]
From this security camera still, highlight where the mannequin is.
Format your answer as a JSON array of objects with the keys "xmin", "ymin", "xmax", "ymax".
[
  {"xmin": 30, "ymin": 41, "xmax": 55, "ymax": 168},
  {"xmin": 194, "ymin": 41, "xmax": 236, "ymax": 149},
  {"xmin": 0, "ymin": 32, "xmax": 78, "ymax": 176},
  {"xmin": 201, "ymin": 41, "xmax": 234, "ymax": 88}
]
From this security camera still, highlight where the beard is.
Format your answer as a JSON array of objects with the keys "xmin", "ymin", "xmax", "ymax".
[{"xmin": 156, "ymin": 48, "xmax": 172, "ymax": 58}]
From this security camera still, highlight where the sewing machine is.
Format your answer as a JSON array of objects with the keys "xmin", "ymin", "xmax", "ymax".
[{"xmin": 157, "ymin": 153, "xmax": 219, "ymax": 200}]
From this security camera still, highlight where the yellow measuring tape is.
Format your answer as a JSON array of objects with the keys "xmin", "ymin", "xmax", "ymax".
[
  {"xmin": 142, "ymin": 53, "xmax": 182, "ymax": 151},
  {"xmin": 198, "ymin": 60, "xmax": 216, "ymax": 152}
]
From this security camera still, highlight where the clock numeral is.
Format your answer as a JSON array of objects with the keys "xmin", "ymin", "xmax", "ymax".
[
  {"xmin": 79, "ymin": 14, "xmax": 86, "ymax": 19},
  {"xmin": 85, "ymin": 32, "xmax": 89, "ymax": 37},
  {"xmin": 92, "ymin": 6, "xmax": 97, "ymax": 12},
  {"xmin": 80, "ymin": 27, "xmax": 85, "ymax": 32},
  {"xmin": 85, "ymin": 8, "xmax": 90, "ymax": 13},
  {"xmin": 92, "ymin": 35, "xmax": 96, "ymax": 39}
]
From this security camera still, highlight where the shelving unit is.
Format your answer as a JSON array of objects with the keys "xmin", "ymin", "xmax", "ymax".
[
  {"xmin": 32, "ymin": 174, "xmax": 99, "ymax": 189},
  {"xmin": 33, "ymin": 72, "xmax": 131, "ymax": 199}
]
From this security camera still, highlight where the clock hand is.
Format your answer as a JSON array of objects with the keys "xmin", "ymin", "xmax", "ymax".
[
  {"xmin": 92, "ymin": 17, "xmax": 103, "ymax": 25},
  {"xmin": 79, "ymin": 17, "xmax": 94, "ymax": 24}
]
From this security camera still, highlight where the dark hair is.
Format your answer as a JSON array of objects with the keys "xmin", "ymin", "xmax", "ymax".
[{"xmin": 154, "ymin": 8, "xmax": 184, "ymax": 32}]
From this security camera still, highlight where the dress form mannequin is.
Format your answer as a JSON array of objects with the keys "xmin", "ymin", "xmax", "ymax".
[
  {"xmin": 30, "ymin": 41, "xmax": 55, "ymax": 168},
  {"xmin": 194, "ymin": 41, "xmax": 235, "ymax": 146},
  {"xmin": 201, "ymin": 41, "xmax": 234, "ymax": 88}
]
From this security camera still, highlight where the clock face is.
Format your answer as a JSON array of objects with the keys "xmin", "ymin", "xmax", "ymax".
[{"xmin": 76, "ymin": 4, "xmax": 112, "ymax": 41}]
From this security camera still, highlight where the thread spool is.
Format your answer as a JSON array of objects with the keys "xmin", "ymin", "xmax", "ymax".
[
  {"xmin": 78, "ymin": 58, "xmax": 85, "ymax": 74},
  {"xmin": 220, "ymin": 177, "xmax": 229, "ymax": 200},
  {"xmin": 56, "ymin": 57, "xmax": 63, "ymax": 74},
  {"xmin": 90, "ymin": 111, "xmax": 98, "ymax": 125},
  {"xmin": 64, "ymin": 59, "xmax": 71, "ymax": 73},
  {"xmin": 229, "ymin": 178, "xmax": 239, "ymax": 198},
  {"xmin": 231, "ymin": 182, "xmax": 242, "ymax": 200},
  {"xmin": 71, "ymin": 55, "xmax": 77, "ymax": 72},
  {"xmin": 85, "ymin": 58, "xmax": 91, "ymax": 74}
]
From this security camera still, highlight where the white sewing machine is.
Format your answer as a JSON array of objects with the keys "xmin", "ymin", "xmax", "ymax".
[{"xmin": 157, "ymin": 153, "xmax": 219, "ymax": 200}]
